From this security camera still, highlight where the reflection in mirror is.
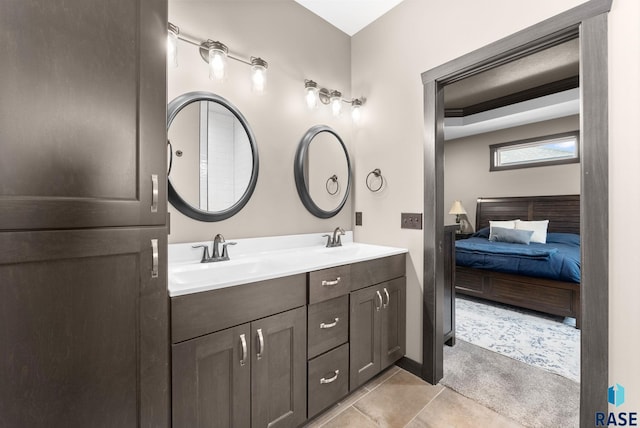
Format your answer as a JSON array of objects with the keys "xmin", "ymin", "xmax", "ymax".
[
  {"xmin": 295, "ymin": 125, "xmax": 351, "ymax": 219},
  {"xmin": 305, "ymin": 131, "xmax": 349, "ymax": 211},
  {"xmin": 168, "ymin": 91, "xmax": 258, "ymax": 222}
]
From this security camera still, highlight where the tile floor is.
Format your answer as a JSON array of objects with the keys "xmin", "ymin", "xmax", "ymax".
[{"xmin": 304, "ymin": 366, "xmax": 525, "ymax": 428}]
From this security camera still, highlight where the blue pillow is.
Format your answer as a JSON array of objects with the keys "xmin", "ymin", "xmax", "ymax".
[
  {"xmin": 489, "ymin": 227, "xmax": 534, "ymax": 245},
  {"xmin": 472, "ymin": 227, "xmax": 490, "ymax": 239}
]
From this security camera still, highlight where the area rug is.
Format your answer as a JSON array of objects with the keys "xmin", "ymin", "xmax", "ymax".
[
  {"xmin": 442, "ymin": 340, "xmax": 580, "ymax": 428},
  {"xmin": 455, "ymin": 295, "xmax": 580, "ymax": 382}
]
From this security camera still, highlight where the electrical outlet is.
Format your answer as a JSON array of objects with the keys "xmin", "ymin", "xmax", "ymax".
[
  {"xmin": 401, "ymin": 212, "xmax": 423, "ymax": 230},
  {"xmin": 355, "ymin": 212, "xmax": 363, "ymax": 226}
]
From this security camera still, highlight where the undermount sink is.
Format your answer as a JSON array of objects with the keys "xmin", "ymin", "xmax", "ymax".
[
  {"xmin": 168, "ymin": 234, "xmax": 407, "ymax": 296},
  {"xmin": 170, "ymin": 257, "xmax": 283, "ymax": 287}
]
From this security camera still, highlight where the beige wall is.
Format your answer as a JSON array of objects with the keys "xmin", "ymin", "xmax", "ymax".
[
  {"xmin": 444, "ymin": 115, "xmax": 580, "ymax": 227},
  {"xmin": 168, "ymin": 1, "xmax": 353, "ymax": 243},
  {"xmin": 352, "ymin": 0, "xmax": 640, "ymax": 408}
]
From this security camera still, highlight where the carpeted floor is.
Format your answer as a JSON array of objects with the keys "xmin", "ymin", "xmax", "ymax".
[
  {"xmin": 455, "ymin": 295, "xmax": 580, "ymax": 382},
  {"xmin": 441, "ymin": 340, "xmax": 580, "ymax": 428}
]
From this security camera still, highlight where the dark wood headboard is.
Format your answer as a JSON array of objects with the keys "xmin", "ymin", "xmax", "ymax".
[{"xmin": 475, "ymin": 195, "xmax": 580, "ymax": 234}]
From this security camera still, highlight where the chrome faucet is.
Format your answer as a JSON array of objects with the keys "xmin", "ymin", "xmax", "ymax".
[
  {"xmin": 323, "ymin": 227, "xmax": 345, "ymax": 248},
  {"xmin": 192, "ymin": 233, "xmax": 237, "ymax": 263}
]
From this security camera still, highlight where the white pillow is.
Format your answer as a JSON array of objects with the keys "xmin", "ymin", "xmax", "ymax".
[
  {"xmin": 515, "ymin": 220, "xmax": 549, "ymax": 243},
  {"xmin": 489, "ymin": 220, "xmax": 519, "ymax": 240}
]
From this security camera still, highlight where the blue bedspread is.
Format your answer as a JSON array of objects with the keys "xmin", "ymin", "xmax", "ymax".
[{"xmin": 455, "ymin": 232, "xmax": 581, "ymax": 283}]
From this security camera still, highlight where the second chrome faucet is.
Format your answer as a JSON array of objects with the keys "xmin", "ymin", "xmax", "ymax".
[
  {"xmin": 193, "ymin": 233, "xmax": 237, "ymax": 263},
  {"xmin": 323, "ymin": 227, "xmax": 345, "ymax": 248}
]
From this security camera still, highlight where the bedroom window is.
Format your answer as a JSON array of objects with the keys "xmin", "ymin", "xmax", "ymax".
[{"xmin": 490, "ymin": 131, "xmax": 580, "ymax": 171}]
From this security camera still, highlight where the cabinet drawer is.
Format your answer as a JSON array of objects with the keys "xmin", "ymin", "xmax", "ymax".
[
  {"xmin": 308, "ymin": 265, "xmax": 350, "ymax": 304},
  {"xmin": 308, "ymin": 343, "xmax": 349, "ymax": 418},
  {"xmin": 171, "ymin": 274, "xmax": 306, "ymax": 343},
  {"xmin": 350, "ymin": 254, "xmax": 405, "ymax": 291},
  {"xmin": 308, "ymin": 295, "xmax": 349, "ymax": 359}
]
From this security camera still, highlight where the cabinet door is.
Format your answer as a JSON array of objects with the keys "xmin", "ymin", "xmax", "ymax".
[
  {"xmin": 172, "ymin": 324, "xmax": 251, "ymax": 428},
  {"xmin": 0, "ymin": 227, "xmax": 169, "ymax": 428},
  {"xmin": 0, "ymin": 0, "xmax": 167, "ymax": 230},
  {"xmin": 349, "ymin": 285, "xmax": 382, "ymax": 389},
  {"xmin": 252, "ymin": 306, "xmax": 307, "ymax": 428},
  {"xmin": 381, "ymin": 277, "xmax": 407, "ymax": 368}
]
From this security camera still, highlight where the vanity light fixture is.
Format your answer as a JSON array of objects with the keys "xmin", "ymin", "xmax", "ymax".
[
  {"xmin": 304, "ymin": 79, "xmax": 365, "ymax": 121},
  {"xmin": 250, "ymin": 57, "xmax": 268, "ymax": 93},
  {"xmin": 168, "ymin": 22, "xmax": 268, "ymax": 93},
  {"xmin": 167, "ymin": 23, "xmax": 179, "ymax": 68},
  {"xmin": 203, "ymin": 40, "xmax": 229, "ymax": 81},
  {"xmin": 305, "ymin": 80, "xmax": 319, "ymax": 109}
]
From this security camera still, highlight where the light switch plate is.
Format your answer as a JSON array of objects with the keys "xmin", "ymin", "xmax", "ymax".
[
  {"xmin": 401, "ymin": 213, "xmax": 423, "ymax": 230},
  {"xmin": 355, "ymin": 212, "xmax": 363, "ymax": 226}
]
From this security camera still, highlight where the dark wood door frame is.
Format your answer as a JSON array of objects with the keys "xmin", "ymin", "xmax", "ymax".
[{"xmin": 420, "ymin": 0, "xmax": 611, "ymax": 425}]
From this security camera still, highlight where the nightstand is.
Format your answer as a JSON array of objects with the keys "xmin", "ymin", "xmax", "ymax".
[{"xmin": 455, "ymin": 232, "xmax": 473, "ymax": 240}]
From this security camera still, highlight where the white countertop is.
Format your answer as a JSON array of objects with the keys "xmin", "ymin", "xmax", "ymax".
[{"xmin": 168, "ymin": 231, "xmax": 407, "ymax": 297}]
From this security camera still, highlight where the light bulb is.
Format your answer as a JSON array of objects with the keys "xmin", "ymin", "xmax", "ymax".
[
  {"xmin": 207, "ymin": 41, "xmax": 228, "ymax": 81},
  {"xmin": 304, "ymin": 80, "xmax": 318, "ymax": 109},
  {"xmin": 351, "ymin": 99, "xmax": 362, "ymax": 123},
  {"xmin": 330, "ymin": 90, "xmax": 342, "ymax": 116},
  {"xmin": 167, "ymin": 23, "xmax": 179, "ymax": 68},
  {"xmin": 251, "ymin": 57, "xmax": 268, "ymax": 93}
]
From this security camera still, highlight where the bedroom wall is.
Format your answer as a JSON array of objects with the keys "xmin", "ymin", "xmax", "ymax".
[
  {"xmin": 352, "ymin": 0, "xmax": 640, "ymax": 409},
  {"xmin": 167, "ymin": 0, "xmax": 352, "ymax": 243},
  {"xmin": 444, "ymin": 115, "xmax": 580, "ymax": 228}
]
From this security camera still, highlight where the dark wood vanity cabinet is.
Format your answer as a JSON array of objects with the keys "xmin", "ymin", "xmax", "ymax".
[
  {"xmin": 172, "ymin": 307, "xmax": 306, "ymax": 428},
  {"xmin": 170, "ymin": 254, "xmax": 406, "ymax": 426},
  {"xmin": 350, "ymin": 277, "xmax": 406, "ymax": 389},
  {"xmin": 171, "ymin": 276, "xmax": 307, "ymax": 428}
]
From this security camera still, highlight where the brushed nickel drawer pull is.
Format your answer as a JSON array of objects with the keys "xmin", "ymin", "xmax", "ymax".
[
  {"xmin": 383, "ymin": 287, "xmax": 390, "ymax": 309},
  {"xmin": 151, "ymin": 239, "xmax": 159, "ymax": 279},
  {"xmin": 256, "ymin": 329, "xmax": 264, "ymax": 360},
  {"xmin": 320, "ymin": 318, "xmax": 339, "ymax": 329},
  {"xmin": 320, "ymin": 369, "xmax": 340, "ymax": 384},
  {"xmin": 239, "ymin": 334, "xmax": 247, "ymax": 366},
  {"xmin": 321, "ymin": 277, "xmax": 341, "ymax": 287},
  {"xmin": 376, "ymin": 290, "xmax": 383, "ymax": 311},
  {"xmin": 151, "ymin": 174, "xmax": 159, "ymax": 213}
]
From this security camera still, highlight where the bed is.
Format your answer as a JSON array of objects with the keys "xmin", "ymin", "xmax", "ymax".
[{"xmin": 454, "ymin": 195, "xmax": 581, "ymax": 328}]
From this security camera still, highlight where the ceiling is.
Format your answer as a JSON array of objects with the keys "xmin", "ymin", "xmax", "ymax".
[
  {"xmin": 294, "ymin": 0, "xmax": 405, "ymax": 36},
  {"xmin": 444, "ymin": 38, "xmax": 580, "ymax": 109}
]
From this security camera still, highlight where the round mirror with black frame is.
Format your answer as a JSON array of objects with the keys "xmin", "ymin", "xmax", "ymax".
[
  {"xmin": 167, "ymin": 91, "xmax": 259, "ymax": 222},
  {"xmin": 294, "ymin": 125, "xmax": 351, "ymax": 219}
]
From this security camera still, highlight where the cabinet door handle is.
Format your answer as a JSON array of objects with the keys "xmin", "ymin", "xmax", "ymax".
[
  {"xmin": 320, "ymin": 369, "xmax": 340, "ymax": 384},
  {"xmin": 383, "ymin": 287, "xmax": 390, "ymax": 309},
  {"xmin": 256, "ymin": 329, "xmax": 264, "ymax": 360},
  {"xmin": 151, "ymin": 174, "xmax": 159, "ymax": 213},
  {"xmin": 376, "ymin": 290, "xmax": 383, "ymax": 311},
  {"xmin": 239, "ymin": 334, "xmax": 247, "ymax": 366},
  {"xmin": 322, "ymin": 277, "xmax": 341, "ymax": 287},
  {"xmin": 320, "ymin": 318, "xmax": 339, "ymax": 329},
  {"xmin": 151, "ymin": 239, "xmax": 159, "ymax": 279}
]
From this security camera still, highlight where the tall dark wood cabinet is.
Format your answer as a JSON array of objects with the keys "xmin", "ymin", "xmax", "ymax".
[{"xmin": 0, "ymin": 0, "xmax": 169, "ymax": 427}]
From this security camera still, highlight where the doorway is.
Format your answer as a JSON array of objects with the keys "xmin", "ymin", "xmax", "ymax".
[{"xmin": 420, "ymin": 0, "xmax": 611, "ymax": 424}]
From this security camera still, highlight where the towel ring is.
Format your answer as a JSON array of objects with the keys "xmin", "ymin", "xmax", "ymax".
[
  {"xmin": 366, "ymin": 168, "xmax": 384, "ymax": 192},
  {"xmin": 326, "ymin": 174, "xmax": 339, "ymax": 195}
]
